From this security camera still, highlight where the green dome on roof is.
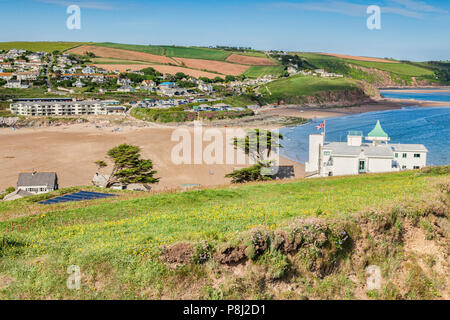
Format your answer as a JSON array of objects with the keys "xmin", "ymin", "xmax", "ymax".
[{"xmin": 368, "ymin": 120, "xmax": 388, "ymax": 138}]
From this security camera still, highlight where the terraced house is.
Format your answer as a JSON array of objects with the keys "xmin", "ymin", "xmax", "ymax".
[{"xmin": 9, "ymin": 100, "xmax": 116, "ymax": 116}]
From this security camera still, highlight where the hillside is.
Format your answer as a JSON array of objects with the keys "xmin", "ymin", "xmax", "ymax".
[
  {"xmin": 295, "ymin": 53, "xmax": 444, "ymax": 87},
  {"xmin": 257, "ymin": 75, "xmax": 370, "ymax": 106},
  {"xmin": 0, "ymin": 168, "xmax": 448, "ymax": 299},
  {"xmin": 1, "ymin": 42, "xmax": 448, "ymax": 85}
]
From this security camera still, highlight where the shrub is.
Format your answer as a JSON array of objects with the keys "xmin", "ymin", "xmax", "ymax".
[
  {"xmin": 245, "ymin": 229, "xmax": 270, "ymax": 261},
  {"xmin": 420, "ymin": 166, "xmax": 450, "ymax": 175},
  {"xmin": 225, "ymin": 164, "xmax": 273, "ymax": 184},
  {"xmin": 193, "ymin": 241, "xmax": 213, "ymax": 264},
  {"xmin": 257, "ymin": 249, "xmax": 289, "ymax": 280}
]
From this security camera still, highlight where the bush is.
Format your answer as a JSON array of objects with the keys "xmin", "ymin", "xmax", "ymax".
[
  {"xmin": 225, "ymin": 164, "xmax": 273, "ymax": 184},
  {"xmin": 257, "ymin": 249, "xmax": 289, "ymax": 280},
  {"xmin": 420, "ymin": 165, "xmax": 450, "ymax": 175},
  {"xmin": 0, "ymin": 187, "xmax": 15, "ymax": 200},
  {"xmin": 192, "ymin": 241, "xmax": 213, "ymax": 264},
  {"xmin": 245, "ymin": 229, "xmax": 270, "ymax": 261}
]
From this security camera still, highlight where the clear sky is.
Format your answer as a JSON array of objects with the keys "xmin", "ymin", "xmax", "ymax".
[{"xmin": 0, "ymin": 0, "xmax": 449, "ymax": 61}]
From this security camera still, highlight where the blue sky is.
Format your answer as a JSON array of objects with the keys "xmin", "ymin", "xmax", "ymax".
[{"xmin": 0, "ymin": 0, "xmax": 449, "ymax": 61}]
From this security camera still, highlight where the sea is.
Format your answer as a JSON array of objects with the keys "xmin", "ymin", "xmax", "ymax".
[{"xmin": 279, "ymin": 90, "xmax": 450, "ymax": 166}]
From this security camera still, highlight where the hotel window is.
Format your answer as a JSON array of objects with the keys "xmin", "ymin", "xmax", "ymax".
[
  {"xmin": 395, "ymin": 153, "xmax": 398, "ymax": 158},
  {"xmin": 414, "ymin": 154, "xmax": 421, "ymax": 158},
  {"xmin": 402, "ymin": 153, "xmax": 407, "ymax": 158},
  {"xmin": 414, "ymin": 166, "xmax": 420, "ymax": 169},
  {"xmin": 324, "ymin": 151, "xmax": 330, "ymax": 156}
]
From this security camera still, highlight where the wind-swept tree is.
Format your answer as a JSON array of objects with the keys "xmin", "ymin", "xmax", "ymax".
[
  {"xmin": 232, "ymin": 129, "xmax": 283, "ymax": 163},
  {"xmin": 94, "ymin": 160, "xmax": 107, "ymax": 171},
  {"xmin": 227, "ymin": 129, "xmax": 283, "ymax": 183},
  {"xmin": 104, "ymin": 144, "xmax": 159, "ymax": 187}
]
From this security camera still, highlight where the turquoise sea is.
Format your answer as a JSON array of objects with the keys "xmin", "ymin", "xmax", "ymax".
[{"xmin": 279, "ymin": 91, "xmax": 450, "ymax": 166}]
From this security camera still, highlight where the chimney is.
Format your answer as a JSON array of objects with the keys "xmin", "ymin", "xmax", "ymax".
[{"xmin": 347, "ymin": 131, "xmax": 363, "ymax": 147}]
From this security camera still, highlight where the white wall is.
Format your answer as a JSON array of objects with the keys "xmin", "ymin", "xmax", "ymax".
[
  {"xmin": 331, "ymin": 156, "xmax": 359, "ymax": 176},
  {"xmin": 305, "ymin": 134, "xmax": 324, "ymax": 173},
  {"xmin": 394, "ymin": 152, "xmax": 427, "ymax": 170},
  {"xmin": 368, "ymin": 158, "xmax": 393, "ymax": 173}
]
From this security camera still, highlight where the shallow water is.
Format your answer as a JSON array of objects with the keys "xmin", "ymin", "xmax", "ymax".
[{"xmin": 381, "ymin": 90, "xmax": 450, "ymax": 102}]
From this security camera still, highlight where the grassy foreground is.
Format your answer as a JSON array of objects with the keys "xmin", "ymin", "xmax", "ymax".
[{"xmin": 0, "ymin": 169, "xmax": 448, "ymax": 299}]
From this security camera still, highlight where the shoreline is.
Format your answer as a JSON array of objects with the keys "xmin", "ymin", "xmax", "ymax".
[
  {"xmin": 1, "ymin": 97, "xmax": 449, "ymax": 192},
  {"xmin": 257, "ymin": 98, "xmax": 450, "ymax": 123}
]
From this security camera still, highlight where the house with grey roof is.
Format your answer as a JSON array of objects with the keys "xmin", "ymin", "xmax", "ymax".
[
  {"xmin": 17, "ymin": 172, "xmax": 58, "ymax": 194},
  {"xmin": 306, "ymin": 121, "xmax": 428, "ymax": 177}
]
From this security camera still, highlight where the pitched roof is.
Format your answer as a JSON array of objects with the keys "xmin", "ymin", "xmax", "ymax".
[
  {"xmin": 324, "ymin": 142, "xmax": 394, "ymax": 158},
  {"xmin": 391, "ymin": 144, "xmax": 428, "ymax": 153},
  {"xmin": 17, "ymin": 172, "xmax": 57, "ymax": 188},
  {"xmin": 368, "ymin": 120, "xmax": 388, "ymax": 138}
]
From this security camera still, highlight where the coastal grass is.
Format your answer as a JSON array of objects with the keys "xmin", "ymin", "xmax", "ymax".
[
  {"xmin": 0, "ymin": 170, "xmax": 447, "ymax": 299},
  {"xmin": 0, "ymin": 87, "xmax": 61, "ymax": 99},
  {"xmin": 258, "ymin": 74, "xmax": 359, "ymax": 104},
  {"xmin": 0, "ymin": 42, "xmax": 91, "ymax": 52},
  {"xmin": 295, "ymin": 53, "xmax": 435, "ymax": 84},
  {"xmin": 344, "ymin": 60, "xmax": 434, "ymax": 77}
]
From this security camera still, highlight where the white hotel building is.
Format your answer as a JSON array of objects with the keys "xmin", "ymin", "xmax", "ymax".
[
  {"xmin": 306, "ymin": 121, "xmax": 428, "ymax": 177},
  {"xmin": 9, "ymin": 101, "xmax": 125, "ymax": 116}
]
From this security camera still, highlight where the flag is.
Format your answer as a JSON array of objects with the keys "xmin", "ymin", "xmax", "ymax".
[{"xmin": 316, "ymin": 121, "xmax": 325, "ymax": 130}]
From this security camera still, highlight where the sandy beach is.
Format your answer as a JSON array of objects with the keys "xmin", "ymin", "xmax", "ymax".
[
  {"xmin": 1, "ymin": 97, "xmax": 449, "ymax": 192},
  {"xmin": 0, "ymin": 124, "xmax": 304, "ymax": 191}
]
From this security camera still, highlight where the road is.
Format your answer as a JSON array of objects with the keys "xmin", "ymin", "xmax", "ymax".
[{"xmin": 44, "ymin": 54, "xmax": 53, "ymax": 91}]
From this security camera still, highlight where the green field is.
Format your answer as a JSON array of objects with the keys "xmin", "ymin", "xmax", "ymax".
[
  {"xmin": 0, "ymin": 42, "xmax": 90, "ymax": 52},
  {"xmin": 0, "ymin": 87, "xmax": 59, "ymax": 99},
  {"xmin": 343, "ymin": 59, "xmax": 434, "ymax": 77},
  {"xmin": 243, "ymin": 65, "xmax": 286, "ymax": 78},
  {"xmin": 94, "ymin": 43, "xmax": 166, "ymax": 56},
  {"xmin": 229, "ymin": 51, "xmax": 267, "ymax": 58},
  {"xmin": 259, "ymin": 74, "xmax": 359, "ymax": 104},
  {"xmin": 94, "ymin": 43, "xmax": 232, "ymax": 61},
  {"xmin": 0, "ymin": 169, "xmax": 448, "ymax": 299}
]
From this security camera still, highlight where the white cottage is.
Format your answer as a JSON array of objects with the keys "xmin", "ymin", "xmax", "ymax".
[{"xmin": 305, "ymin": 121, "xmax": 428, "ymax": 177}]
